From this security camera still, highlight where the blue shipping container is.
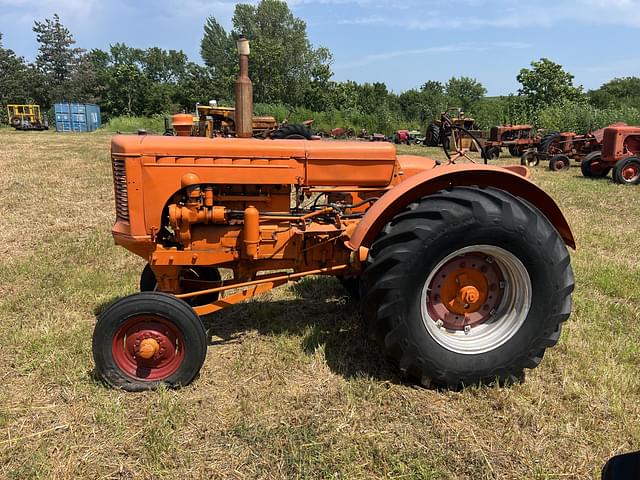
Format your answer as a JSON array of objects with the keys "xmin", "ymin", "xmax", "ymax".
[{"xmin": 54, "ymin": 103, "xmax": 101, "ymax": 132}]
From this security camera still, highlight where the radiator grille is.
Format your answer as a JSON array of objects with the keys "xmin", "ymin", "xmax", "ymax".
[
  {"xmin": 602, "ymin": 129, "xmax": 617, "ymax": 159},
  {"xmin": 112, "ymin": 157, "xmax": 129, "ymax": 222}
]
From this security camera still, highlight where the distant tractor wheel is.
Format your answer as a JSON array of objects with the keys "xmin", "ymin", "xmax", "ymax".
[
  {"xmin": 520, "ymin": 149, "xmax": 539, "ymax": 167},
  {"xmin": 425, "ymin": 124, "xmax": 441, "ymax": 146},
  {"xmin": 613, "ymin": 156, "xmax": 640, "ymax": 185},
  {"xmin": 549, "ymin": 154, "xmax": 571, "ymax": 171},
  {"xmin": 93, "ymin": 292, "xmax": 207, "ymax": 391},
  {"xmin": 140, "ymin": 264, "xmax": 221, "ymax": 307},
  {"xmin": 508, "ymin": 145, "xmax": 522, "ymax": 157},
  {"xmin": 9, "ymin": 116, "xmax": 21, "ymax": 128},
  {"xmin": 580, "ymin": 151, "xmax": 610, "ymax": 178},
  {"xmin": 271, "ymin": 123, "xmax": 313, "ymax": 140},
  {"xmin": 485, "ymin": 146, "xmax": 501, "ymax": 160},
  {"xmin": 360, "ymin": 186, "xmax": 574, "ymax": 388}
]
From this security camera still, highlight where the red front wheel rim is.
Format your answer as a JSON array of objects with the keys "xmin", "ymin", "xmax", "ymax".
[
  {"xmin": 112, "ymin": 315, "xmax": 185, "ymax": 381},
  {"xmin": 622, "ymin": 164, "xmax": 639, "ymax": 182}
]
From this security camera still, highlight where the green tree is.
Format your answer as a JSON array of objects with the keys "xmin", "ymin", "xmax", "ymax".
[
  {"xmin": 588, "ymin": 77, "xmax": 640, "ymax": 109},
  {"xmin": 200, "ymin": 0, "xmax": 333, "ymax": 107},
  {"xmin": 517, "ymin": 58, "xmax": 582, "ymax": 109},
  {"xmin": 420, "ymin": 80, "xmax": 448, "ymax": 120},
  {"xmin": 32, "ymin": 14, "xmax": 84, "ymax": 105},
  {"xmin": 200, "ymin": 16, "xmax": 240, "ymax": 101},
  {"xmin": 445, "ymin": 76, "xmax": 486, "ymax": 112},
  {"xmin": 68, "ymin": 48, "xmax": 110, "ymax": 105},
  {"xmin": 0, "ymin": 33, "xmax": 38, "ymax": 112}
]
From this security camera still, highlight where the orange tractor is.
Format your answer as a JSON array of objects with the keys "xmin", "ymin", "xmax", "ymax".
[
  {"xmin": 93, "ymin": 37, "xmax": 576, "ymax": 391},
  {"xmin": 580, "ymin": 124, "xmax": 640, "ymax": 184}
]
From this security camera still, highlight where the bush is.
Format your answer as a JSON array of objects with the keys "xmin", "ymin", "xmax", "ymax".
[
  {"xmin": 100, "ymin": 115, "xmax": 167, "ymax": 133},
  {"xmin": 537, "ymin": 100, "xmax": 640, "ymax": 133}
]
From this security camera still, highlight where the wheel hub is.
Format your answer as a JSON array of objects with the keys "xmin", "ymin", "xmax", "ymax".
[
  {"xmin": 421, "ymin": 245, "xmax": 532, "ymax": 355},
  {"xmin": 112, "ymin": 315, "xmax": 184, "ymax": 381},
  {"xmin": 623, "ymin": 164, "xmax": 639, "ymax": 181},
  {"xmin": 427, "ymin": 253, "xmax": 504, "ymax": 330},
  {"xmin": 138, "ymin": 338, "xmax": 160, "ymax": 359}
]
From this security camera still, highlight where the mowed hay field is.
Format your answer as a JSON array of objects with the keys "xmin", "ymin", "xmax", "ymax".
[{"xmin": 0, "ymin": 130, "xmax": 639, "ymax": 480}]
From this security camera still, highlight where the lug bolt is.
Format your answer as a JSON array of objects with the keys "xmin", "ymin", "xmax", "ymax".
[
  {"xmin": 464, "ymin": 325, "xmax": 471, "ymax": 335},
  {"xmin": 436, "ymin": 320, "xmax": 444, "ymax": 328},
  {"xmin": 486, "ymin": 256, "xmax": 494, "ymax": 263},
  {"xmin": 499, "ymin": 281, "xmax": 506, "ymax": 289}
]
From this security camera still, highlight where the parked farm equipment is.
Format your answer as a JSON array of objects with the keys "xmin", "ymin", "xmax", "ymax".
[
  {"xmin": 581, "ymin": 124, "xmax": 640, "ymax": 184},
  {"xmin": 6, "ymin": 104, "xmax": 48, "ymax": 131},
  {"xmin": 93, "ymin": 36, "xmax": 575, "ymax": 391},
  {"xmin": 424, "ymin": 110, "xmax": 481, "ymax": 147},
  {"xmin": 522, "ymin": 123, "xmax": 627, "ymax": 171},
  {"xmin": 482, "ymin": 124, "xmax": 537, "ymax": 160},
  {"xmin": 394, "ymin": 129, "xmax": 424, "ymax": 145}
]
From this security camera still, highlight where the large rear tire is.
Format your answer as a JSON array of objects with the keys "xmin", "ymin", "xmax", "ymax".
[
  {"xmin": 271, "ymin": 123, "xmax": 313, "ymax": 140},
  {"xmin": 93, "ymin": 292, "xmax": 207, "ymax": 391},
  {"xmin": 360, "ymin": 186, "xmax": 574, "ymax": 388},
  {"xmin": 539, "ymin": 132, "xmax": 562, "ymax": 159},
  {"xmin": 425, "ymin": 124, "xmax": 441, "ymax": 147},
  {"xmin": 580, "ymin": 151, "xmax": 610, "ymax": 178}
]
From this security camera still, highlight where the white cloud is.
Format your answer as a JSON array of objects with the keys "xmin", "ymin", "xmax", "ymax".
[{"xmin": 335, "ymin": 41, "xmax": 531, "ymax": 69}]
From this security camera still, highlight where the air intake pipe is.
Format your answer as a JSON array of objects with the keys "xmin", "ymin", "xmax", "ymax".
[{"xmin": 235, "ymin": 35, "xmax": 253, "ymax": 139}]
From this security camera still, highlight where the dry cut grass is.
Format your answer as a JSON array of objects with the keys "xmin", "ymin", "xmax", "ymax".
[{"xmin": 0, "ymin": 132, "xmax": 639, "ymax": 479}]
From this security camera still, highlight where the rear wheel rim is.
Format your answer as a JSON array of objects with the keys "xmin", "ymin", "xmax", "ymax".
[
  {"xmin": 112, "ymin": 315, "xmax": 185, "ymax": 381},
  {"xmin": 421, "ymin": 245, "xmax": 532, "ymax": 355}
]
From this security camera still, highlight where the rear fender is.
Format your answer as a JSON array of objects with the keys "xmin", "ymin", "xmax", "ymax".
[{"xmin": 348, "ymin": 164, "xmax": 575, "ymax": 250}]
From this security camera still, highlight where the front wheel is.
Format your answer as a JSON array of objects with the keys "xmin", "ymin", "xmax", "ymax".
[
  {"xmin": 360, "ymin": 186, "xmax": 574, "ymax": 388},
  {"xmin": 485, "ymin": 146, "xmax": 501, "ymax": 160},
  {"xmin": 549, "ymin": 154, "xmax": 570, "ymax": 171},
  {"xmin": 93, "ymin": 292, "xmax": 207, "ymax": 391},
  {"xmin": 613, "ymin": 156, "xmax": 640, "ymax": 185},
  {"xmin": 520, "ymin": 149, "xmax": 539, "ymax": 167}
]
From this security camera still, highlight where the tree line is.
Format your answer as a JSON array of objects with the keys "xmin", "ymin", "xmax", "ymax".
[{"xmin": 2, "ymin": 0, "xmax": 640, "ymax": 134}]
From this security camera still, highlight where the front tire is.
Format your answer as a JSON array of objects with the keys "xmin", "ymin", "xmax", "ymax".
[
  {"xmin": 93, "ymin": 292, "xmax": 207, "ymax": 391},
  {"xmin": 360, "ymin": 186, "xmax": 574, "ymax": 388},
  {"xmin": 520, "ymin": 149, "xmax": 539, "ymax": 167},
  {"xmin": 549, "ymin": 154, "xmax": 570, "ymax": 171},
  {"xmin": 613, "ymin": 156, "xmax": 640, "ymax": 185}
]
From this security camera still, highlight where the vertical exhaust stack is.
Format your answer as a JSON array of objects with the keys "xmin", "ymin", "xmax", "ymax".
[{"xmin": 235, "ymin": 35, "xmax": 253, "ymax": 138}]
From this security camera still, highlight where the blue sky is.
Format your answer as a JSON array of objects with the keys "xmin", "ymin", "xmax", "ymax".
[{"xmin": 1, "ymin": 0, "xmax": 639, "ymax": 95}]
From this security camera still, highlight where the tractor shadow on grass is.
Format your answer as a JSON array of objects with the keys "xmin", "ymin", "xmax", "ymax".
[{"xmin": 200, "ymin": 276, "xmax": 405, "ymax": 386}]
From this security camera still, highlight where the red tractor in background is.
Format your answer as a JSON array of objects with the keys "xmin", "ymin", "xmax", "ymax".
[
  {"xmin": 482, "ymin": 124, "xmax": 537, "ymax": 160},
  {"xmin": 581, "ymin": 124, "xmax": 640, "ymax": 184},
  {"xmin": 530, "ymin": 123, "xmax": 627, "ymax": 172}
]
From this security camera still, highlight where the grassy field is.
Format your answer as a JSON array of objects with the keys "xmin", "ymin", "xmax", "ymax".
[{"xmin": 0, "ymin": 131, "xmax": 639, "ymax": 479}]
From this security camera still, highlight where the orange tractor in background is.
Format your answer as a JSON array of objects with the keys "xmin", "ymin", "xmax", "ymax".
[
  {"xmin": 580, "ymin": 124, "xmax": 640, "ymax": 184},
  {"xmin": 93, "ymin": 36, "xmax": 576, "ymax": 391}
]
